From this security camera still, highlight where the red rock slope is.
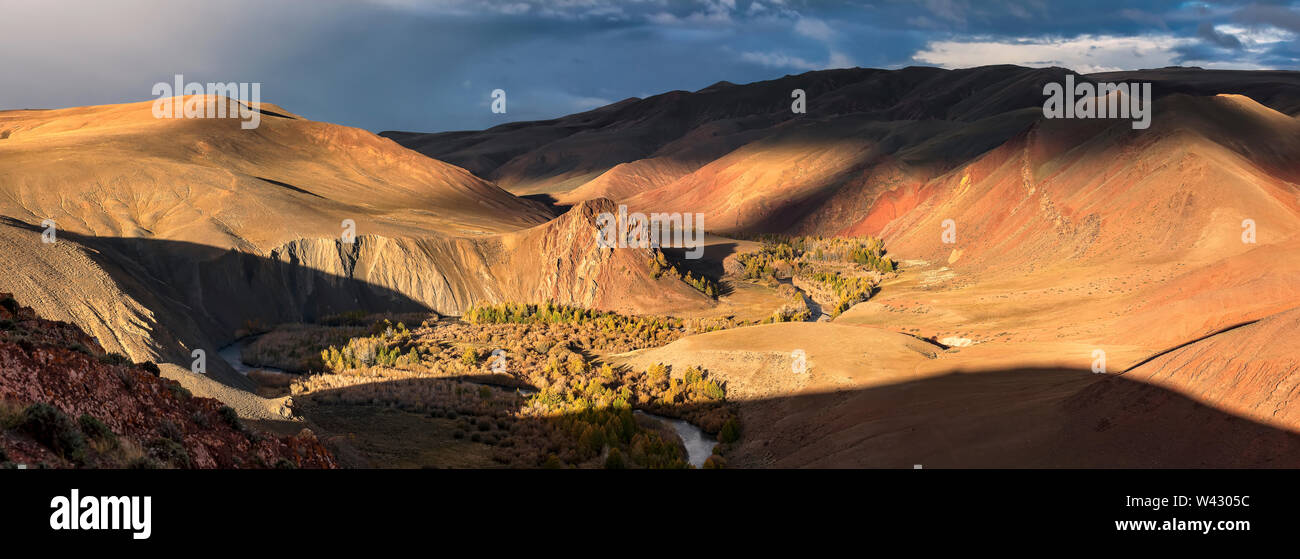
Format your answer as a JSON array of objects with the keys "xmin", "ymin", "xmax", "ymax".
[{"xmin": 0, "ymin": 293, "xmax": 335, "ymax": 469}]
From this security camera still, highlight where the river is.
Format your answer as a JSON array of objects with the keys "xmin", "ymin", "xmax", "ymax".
[
  {"xmin": 635, "ymin": 410, "xmax": 714, "ymax": 468},
  {"xmin": 217, "ymin": 336, "xmax": 289, "ymax": 376}
]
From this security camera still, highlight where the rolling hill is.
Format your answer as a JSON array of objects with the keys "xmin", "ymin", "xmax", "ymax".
[{"xmin": 0, "ymin": 97, "xmax": 709, "ymax": 388}]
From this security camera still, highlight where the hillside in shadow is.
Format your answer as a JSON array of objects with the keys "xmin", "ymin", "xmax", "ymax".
[
  {"xmin": 291, "ymin": 364, "xmax": 1300, "ymax": 469},
  {"xmin": 0, "ymin": 217, "xmax": 433, "ymax": 387}
]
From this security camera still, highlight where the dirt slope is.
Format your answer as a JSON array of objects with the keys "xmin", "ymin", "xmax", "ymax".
[{"xmin": 1119, "ymin": 305, "xmax": 1300, "ymax": 431}]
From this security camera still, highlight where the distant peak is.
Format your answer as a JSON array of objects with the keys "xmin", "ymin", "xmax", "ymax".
[{"xmin": 698, "ymin": 81, "xmax": 737, "ymax": 93}]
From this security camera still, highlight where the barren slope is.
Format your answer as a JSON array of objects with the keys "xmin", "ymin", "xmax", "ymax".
[{"xmin": 385, "ymin": 65, "xmax": 1077, "ymax": 196}]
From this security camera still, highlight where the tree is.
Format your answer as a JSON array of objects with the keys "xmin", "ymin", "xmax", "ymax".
[
  {"xmin": 460, "ymin": 347, "xmax": 479, "ymax": 367},
  {"xmin": 718, "ymin": 417, "xmax": 741, "ymax": 443},
  {"xmin": 604, "ymin": 447, "xmax": 627, "ymax": 469}
]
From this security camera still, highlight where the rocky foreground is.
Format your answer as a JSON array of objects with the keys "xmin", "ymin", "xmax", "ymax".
[{"xmin": 0, "ymin": 293, "xmax": 335, "ymax": 469}]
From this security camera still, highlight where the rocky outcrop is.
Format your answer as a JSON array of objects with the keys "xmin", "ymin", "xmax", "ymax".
[{"xmin": 0, "ymin": 293, "xmax": 336, "ymax": 469}]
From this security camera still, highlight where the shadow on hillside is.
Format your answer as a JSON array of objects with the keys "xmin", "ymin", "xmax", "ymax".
[
  {"xmin": 291, "ymin": 364, "xmax": 1300, "ymax": 469},
  {"xmin": 1, "ymin": 217, "xmax": 434, "ymax": 388},
  {"xmin": 256, "ymin": 176, "xmax": 324, "ymax": 199},
  {"xmin": 662, "ymin": 240, "xmax": 742, "ymax": 297},
  {"xmin": 661, "ymin": 240, "xmax": 737, "ymax": 281},
  {"xmin": 520, "ymin": 193, "xmax": 571, "ymax": 216}
]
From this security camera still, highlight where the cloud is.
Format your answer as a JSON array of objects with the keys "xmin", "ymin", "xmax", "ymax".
[
  {"xmin": 740, "ymin": 51, "xmax": 822, "ymax": 70},
  {"xmin": 365, "ymin": 0, "xmax": 723, "ymax": 22},
  {"xmin": 1119, "ymin": 9, "xmax": 1168, "ymax": 30},
  {"xmin": 741, "ymin": 49, "xmax": 854, "ymax": 71},
  {"xmin": 1214, "ymin": 23, "xmax": 1297, "ymax": 46},
  {"xmin": 783, "ymin": 15, "xmax": 852, "ymax": 72},
  {"xmin": 828, "ymin": 51, "xmax": 855, "ymax": 69},
  {"xmin": 568, "ymin": 95, "xmax": 614, "ymax": 111},
  {"xmin": 794, "ymin": 17, "xmax": 835, "ymax": 41},
  {"xmin": 913, "ymin": 34, "xmax": 1199, "ymax": 73},
  {"xmin": 1234, "ymin": 3, "xmax": 1300, "ymax": 33},
  {"xmin": 921, "ymin": 0, "xmax": 969, "ymax": 27},
  {"xmin": 1197, "ymin": 22, "xmax": 1242, "ymax": 49},
  {"xmin": 5, "ymin": 0, "xmax": 1296, "ymax": 134}
]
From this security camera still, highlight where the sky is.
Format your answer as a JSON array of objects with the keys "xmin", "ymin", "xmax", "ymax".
[{"xmin": 1, "ymin": 0, "xmax": 1297, "ymax": 132}]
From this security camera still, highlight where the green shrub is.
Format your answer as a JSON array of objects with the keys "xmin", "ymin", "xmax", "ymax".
[
  {"xmin": 717, "ymin": 418, "xmax": 741, "ymax": 444},
  {"xmin": 460, "ymin": 347, "xmax": 479, "ymax": 367},
  {"xmin": 218, "ymin": 406, "xmax": 242, "ymax": 431},
  {"xmin": 157, "ymin": 419, "xmax": 184, "ymax": 443},
  {"xmin": 127, "ymin": 456, "xmax": 161, "ymax": 469},
  {"xmin": 97, "ymin": 352, "xmax": 132, "ymax": 366},
  {"xmin": 20, "ymin": 403, "xmax": 86, "ymax": 463},
  {"xmin": 166, "ymin": 382, "xmax": 192, "ymax": 401},
  {"xmin": 78, "ymin": 414, "xmax": 117, "ymax": 446},
  {"xmin": 604, "ymin": 447, "xmax": 626, "ymax": 469},
  {"xmin": 542, "ymin": 454, "xmax": 563, "ymax": 469},
  {"xmin": 146, "ymin": 438, "xmax": 190, "ymax": 468}
]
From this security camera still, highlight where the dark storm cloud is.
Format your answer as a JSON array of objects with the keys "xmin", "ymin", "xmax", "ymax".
[
  {"xmin": 1198, "ymin": 21, "xmax": 1244, "ymax": 48},
  {"xmin": 1, "ymin": 0, "xmax": 1295, "ymax": 132},
  {"xmin": 1234, "ymin": 2, "xmax": 1300, "ymax": 31}
]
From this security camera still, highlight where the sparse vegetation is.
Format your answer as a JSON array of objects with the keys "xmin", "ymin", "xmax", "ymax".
[
  {"xmin": 0, "ymin": 296, "xmax": 19, "ymax": 315},
  {"xmin": 718, "ymin": 417, "xmax": 741, "ymax": 443},
  {"xmin": 286, "ymin": 304, "xmax": 742, "ymax": 468},
  {"xmin": 648, "ymin": 249, "xmax": 719, "ymax": 298},
  {"xmin": 741, "ymin": 234, "xmax": 898, "ymax": 274},
  {"xmin": 809, "ymin": 271, "xmax": 879, "ymax": 318},
  {"xmin": 20, "ymin": 403, "xmax": 86, "ymax": 464},
  {"xmin": 147, "ymin": 437, "xmax": 190, "ymax": 468},
  {"xmin": 765, "ymin": 284, "xmax": 812, "ymax": 323},
  {"xmin": 165, "ymin": 381, "xmax": 192, "ymax": 401},
  {"xmin": 0, "ymin": 294, "xmax": 334, "ymax": 470},
  {"xmin": 733, "ymin": 234, "xmax": 896, "ymax": 319},
  {"xmin": 218, "ymin": 406, "xmax": 242, "ymax": 430},
  {"xmin": 245, "ymin": 318, "xmax": 396, "ymax": 372},
  {"xmin": 78, "ymin": 414, "xmax": 118, "ymax": 447},
  {"xmin": 97, "ymin": 352, "xmax": 132, "ymax": 366}
]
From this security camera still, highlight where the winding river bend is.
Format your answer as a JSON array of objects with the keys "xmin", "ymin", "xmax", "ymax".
[
  {"xmin": 217, "ymin": 336, "xmax": 288, "ymax": 376},
  {"xmin": 635, "ymin": 411, "xmax": 713, "ymax": 468}
]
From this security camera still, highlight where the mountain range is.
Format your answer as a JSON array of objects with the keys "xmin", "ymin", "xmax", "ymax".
[{"xmin": 4, "ymin": 65, "xmax": 1299, "ymax": 468}]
